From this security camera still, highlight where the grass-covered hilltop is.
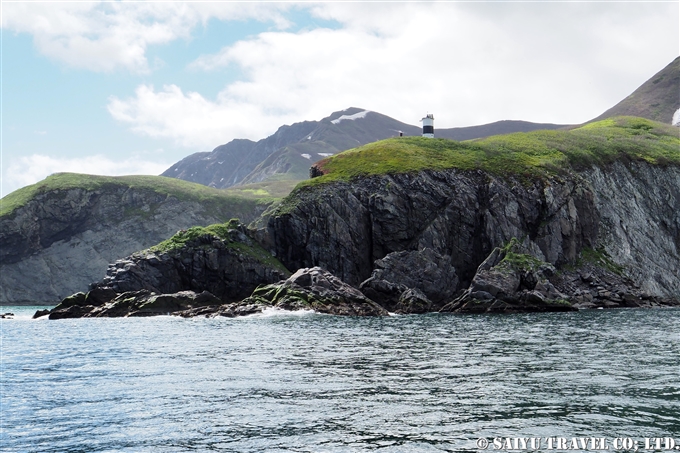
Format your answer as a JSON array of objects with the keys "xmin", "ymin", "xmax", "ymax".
[
  {"xmin": 0, "ymin": 172, "xmax": 276, "ymax": 220},
  {"xmin": 304, "ymin": 117, "xmax": 679, "ymax": 187}
]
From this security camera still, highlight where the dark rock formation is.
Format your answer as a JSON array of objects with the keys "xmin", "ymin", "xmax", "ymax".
[
  {"xmin": 38, "ymin": 160, "xmax": 680, "ymax": 319},
  {"xmin": 243, "ymin": 267, "xmax": 388, "ymax": 316},
  {"xmin": 551, "ymin": 262, "xmax": 679, "ymax": 309},
  {"xmin": 41, "ymin": 290, "xmax": 222, "ymax": 319},
  {"xmin": 265, "ymin": 169, "xmax": 598, "ymax": 290},
  {"xmin": 263, "ymin": 162, "xmax": 679, "ymax": 304},
  {"xmin": 441, "ymin": 240, "xmax": 576, "ymax": 313},
  {"xmin": 1, "ymin": 175, "xmax": 271, "ymax": 305},
  {"xmin": 359, "ymin": 248, "xmax": 457, "ymax": 313},
  {"xmin": 38, "ymin": 267, "xmax": 387, "ymax": 319},
  {"xmin": 89, "ymin": 221, "xmax": 290, "ymax": 303}
]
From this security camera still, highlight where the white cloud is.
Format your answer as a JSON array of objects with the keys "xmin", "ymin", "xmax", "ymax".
[
  {"xmin": 106, "ymin": 83, "xmax": 300, "ymax": 148},
  {"xmin": 107, "ymin": 1, "xmax": 679, "ymax": 148},
  {"xmin": 1, "ymin": 2, "xmax": 292, "ymax": 73},
  {"xmin": 1, "ymin": 153, "xmax": 173, "ymax": 197}
]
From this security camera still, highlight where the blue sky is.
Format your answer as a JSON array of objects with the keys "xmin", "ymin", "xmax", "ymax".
[{"xmin": 1, "ymin": 1, "xmax": 678, "ymax": 196}]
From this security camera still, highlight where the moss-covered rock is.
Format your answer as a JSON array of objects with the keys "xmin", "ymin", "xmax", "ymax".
[
  {"xmin": 243, "ymin": 267, "xmax": 388, "ymax": 316},
  {"xmin": 441, "ymin": 239, "xmax": 576, "ymax": 313}
]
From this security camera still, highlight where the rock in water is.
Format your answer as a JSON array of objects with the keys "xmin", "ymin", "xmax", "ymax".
[
  {"xmin": 91, "ymin": 220, "xmax": 290, "ymax": 304},
  {"xmin": 441, "ymin": 239, "xmax": 576, "ymax": 313},
  {"xmin": 45, "ymin": 290, "xmax": 222, "ymax": 319},
  {"xmin": 244, "ymin": 267, "xmax": 388, "ymax": 316}
]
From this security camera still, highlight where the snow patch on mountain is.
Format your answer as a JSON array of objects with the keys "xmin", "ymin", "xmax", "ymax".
[{"xmin": 331, "ymin": 110, "xmax": 370, "ymax": 125}]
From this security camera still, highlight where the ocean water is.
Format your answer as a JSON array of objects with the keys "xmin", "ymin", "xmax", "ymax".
[{"xmin": 1, "ymin": 307, "xmax": 679, "ymax": 453}]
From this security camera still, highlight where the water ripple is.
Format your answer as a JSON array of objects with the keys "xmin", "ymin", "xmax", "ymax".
[{"xmin": 2, "ymin": 308, "xmax": 679, "ymax": 452}]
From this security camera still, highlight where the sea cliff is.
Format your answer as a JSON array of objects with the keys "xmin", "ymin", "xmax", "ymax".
[
  {"xmin": 0, "ymin": 174, "xmax": 272, "ymax": 304},
  {"xmin": 24, "ymin": 117, "xmax": 680, "ymax": 317}
]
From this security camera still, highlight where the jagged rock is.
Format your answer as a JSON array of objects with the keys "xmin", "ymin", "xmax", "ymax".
[
  {"xmin": 266, "ymin": 162, "xmax": 680, "ymax": 304},
  {"xmin": 393, "ymin": 288, "xmax": 432, "ymax": 314},
  {"xmin": 550, "ymin": 261, "xmax": 678, "ymax": 309},
  {"xmin": 441, "ymin": 241, "xmax": 576, "ymax": 313},
  {"xmin": 359, "ymin": 248, "xmax": 458, "ymax": 312},
  {"xmin": 32, "ymin": 309, "xmax": 50, "ymax": 319},
  {"xmin": 244, "ymin": 267, "xmax": 388, "ymax": 316},
  {"xmin": 90, "ymin": 220, "xmax": 290, "ymax": 304},
  {"xmin": 43, "ymin": 289, "xmax": 223, "ymax": 319},
  {"xmin": 49, "ymin": 304, "xmax": 95, "ymax": 320}
]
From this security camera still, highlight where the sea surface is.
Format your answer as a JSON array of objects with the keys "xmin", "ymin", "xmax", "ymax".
[{"xmin": 1, "ymin": 307, "xmax": 679, "ymax": 453}]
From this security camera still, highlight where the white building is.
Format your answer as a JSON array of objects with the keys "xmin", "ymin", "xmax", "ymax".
[{"xmin": 421, "ymin": 114, "xmax": 434, "ymax": 138}]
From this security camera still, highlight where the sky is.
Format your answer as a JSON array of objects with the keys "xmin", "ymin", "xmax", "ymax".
[{"xmin": 1, "ymin": 1, "xmax": 678, "ymax": 197}]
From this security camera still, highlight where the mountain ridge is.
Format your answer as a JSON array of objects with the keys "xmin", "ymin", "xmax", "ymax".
[
  {"xmin": 590, "ymin": 56, "xmax": 679, "ymax": 125},
  {"xmin": 161, "ymin": 107, "xmax": 568, "ymax": 189}
]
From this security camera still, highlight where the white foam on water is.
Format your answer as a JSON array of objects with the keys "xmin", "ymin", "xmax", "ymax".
[{"xmin": 242, "ymin": 306, "xmax": 317, "ymax": 319}]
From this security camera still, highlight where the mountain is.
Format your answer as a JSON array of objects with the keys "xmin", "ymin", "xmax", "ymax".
[
  {"xmin": 163, "ymin": 56, "xmax": 680, "ymax": 192},
  {"xmin": 590, "ymin": 56, "xmax": 680, "ymax": 124},
  {"xmin": 0, "ymin": 173, "xmax": 275, "ymax": 305},
  {"xmin": 162, "ymin": 107, "xmax": 567, "ymax": 189}
]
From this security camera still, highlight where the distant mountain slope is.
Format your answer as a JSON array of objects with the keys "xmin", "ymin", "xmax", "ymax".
[
  {"xmin": 0, "ymin": 173, "xmax": 274, "ymax": 304},
  {"xmin": 162, "ymin": 107, "xmax": 567, "ymax": 189},
  {"xmin": 590, "ymin": 56, "xmax": 679, "ymax": 124}
]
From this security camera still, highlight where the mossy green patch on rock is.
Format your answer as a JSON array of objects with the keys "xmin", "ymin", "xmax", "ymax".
[
  {"xmin": 498, "ymin": 238, "xmax": 545, "ymax": 273},
  {"xmin": 147, "ymin": 219, "xmax": 289, "ymax": 274},
  {"xmin": 248, "ymin": 283, "xmax": 313, "ymax": 309},
  {"xmin": 578, "ymin": 247, "xmax": 626, "ymax": 276}
]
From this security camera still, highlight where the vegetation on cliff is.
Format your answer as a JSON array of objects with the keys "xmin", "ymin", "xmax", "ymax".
[
  {"xmin": 0, "ymin": 173, "xmax": 274, "ymax": 219},
  {"xmin": 148, "ymin": 219, "xmax": 289, "ymax": 274},
  {"xmin": 304, "ymin": 116, "xmax": 678, "ymax": 187}
]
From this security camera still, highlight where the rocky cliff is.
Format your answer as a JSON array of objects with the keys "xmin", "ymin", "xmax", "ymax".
[
  {"xmin": 261, "ymin": 161, "xmax": 679, "ymax": 310},
  {"xmin": 35, "ymin": 117, "xmax": 680, "ymax": 317},
  {"xmin": 0, "ymin": 174, "xmax": 273, "ymax": 305}
]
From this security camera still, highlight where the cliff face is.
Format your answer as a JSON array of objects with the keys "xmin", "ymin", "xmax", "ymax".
[
  {"xmin": 0, "ymin": 185, "xmax": 270, "ymax": 304},
  {"xmin": 264, "ymin": 161, "xmax": 679, "ymax": 300},
  {"xmin": 585, "ymin": 163, "xmax": 680, "ymax": 296}
]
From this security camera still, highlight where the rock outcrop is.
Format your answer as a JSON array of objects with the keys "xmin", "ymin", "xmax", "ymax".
[
  {"xmin": 264, "ymin": 161, "xmax": 679, "ymax": 304},
  {"xmin": 359, "ymin": 248, "xmax": 458, "ymax": 313},
  {"xmin": 42, "ymin": 290, "xmax": 222, "ymax": 319},
  {"xmin": 34, "ymin": 159, "xmax": 680, "ymax": 318},
  {"xmin": 0, "ymin": 174, "xmax": 272, "ymax": 305},
  {"xmin": 441, "ymin": 239, "xmax": 576, "ymax": 313},
  {"xmin": 243, "ymin": 267, "xmax": 388, "ymax": 316},
  {"xmin": 88, "ymin": 220, "xmax": 290, "ymax": 303},
  {"xmin": 37, "ymin": 267, "xmax": 388, "ymax": 319}
]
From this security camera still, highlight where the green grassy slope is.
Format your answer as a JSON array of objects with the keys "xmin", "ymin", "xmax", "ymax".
[
  {"xmin": 223, "ymin": 180, "xmax": 300, "ymax": 200},
  {"xmin": 0, "ymin": 173, "xmax": 273, "ymax": 219},
  {"xmin": 301, "ymin": 117, "xmax": 679, "ymax": 188}
]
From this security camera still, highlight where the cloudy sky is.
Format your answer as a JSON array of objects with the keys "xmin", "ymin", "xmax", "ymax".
[{"xmin": 1, "ymin": 1, "xmax": 678, "ymax": 196}]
